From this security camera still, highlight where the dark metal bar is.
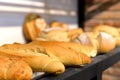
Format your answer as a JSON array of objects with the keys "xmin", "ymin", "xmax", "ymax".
[
  {"xmin": 77, "ymin": 0, "xmax": 85, "ymax": 28},
  {"xmin": 90, "ymin": 72, "xmax": 102, "ymax": 80}
]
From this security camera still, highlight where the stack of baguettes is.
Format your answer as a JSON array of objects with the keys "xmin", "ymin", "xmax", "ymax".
[
  {"xmin": 0, "ymin": 14, "xmax": 120, "ymax": 80},
  {"xmin": 0, "ymin": 38, "xmax": 92, "ymax": 79}
]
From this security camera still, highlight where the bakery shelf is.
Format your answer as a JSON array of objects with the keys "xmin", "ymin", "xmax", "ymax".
[{"xmin": 32, "ymin": 47, "xmax": 120, "ymax": 80}]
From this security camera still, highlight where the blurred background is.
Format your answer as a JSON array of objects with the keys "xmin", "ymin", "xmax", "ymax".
[
  {"xmin": 0, "ymin": 0, "xmax": 77, "ymax": 45},
  {"xmin": 86, "ymin": 0, "xmax": 120, "ymax": 80},
  {"xmin": 0, "ymin": 0, "xmax": 120, "ymax": 80}
]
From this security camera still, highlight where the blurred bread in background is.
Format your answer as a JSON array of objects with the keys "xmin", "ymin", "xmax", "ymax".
[{"xmin": 50, "ymin": 21, "xmax": 69, "ymax": 31}]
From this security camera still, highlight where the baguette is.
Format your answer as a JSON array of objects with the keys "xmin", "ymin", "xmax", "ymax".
[
  {"xmin": 34, "ymin": 18, "xmax": 47, "ymax": 31},
  {"xmin": 0, "ymin": 55, "xmax": 32, "ymax": 80},
  {"xmin": 68, "ymin": 28, "xmax": 83, "ymax": 41},
  {"xmin": 83, "ymin": 31, "xmax": 116, "ymax": 53},
  {"xmin": 73, "ymin": 32, "xmax": 98, "ymax": 57},
  {"xmin": 27, "ymin": 44, "xmax": 91, "ymax": 66},
  {"xmin": 92, "ymin": 25, "xmax": 120, "ymax": 46},
  {"xmin": 37, "ymin": 30, "xmax": 70, "ymax": 42},
  {"xmin": 23, "ymin": 13, "xmax": 45, "ymax": 41},
  {"xmin": 97, "ymin": 32, "xmax": 116, "ymax": 52},
  {"xmin": 29, "ymin": 40, "xmax": 96, "ymax": 58},
  {"xmin": 50, "ymin": 21, "xmax": 69, "ymax": 31},
  {"xmin": 10, "ymin": 42, "xmax": 91, "ymax": 66},
  {"xmin": 0, "ymin": 44, "xmax": 65, "ymax": 74},
  {"xmin": 23, "ymin": 20, "xmax": 40, "ymax": 41}
]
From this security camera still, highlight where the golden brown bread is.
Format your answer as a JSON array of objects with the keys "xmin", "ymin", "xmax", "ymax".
[
  {"xmin": 23, "ymin": 19, "xmax": 41, "ymax": 41},
  {"xmin": 37, "ymin": 30, "xmax": 70, "ymax": 42},
  {"xmin": 68, "ymin": 28, "xmax": 83, "ymax": 41},
  {"xmin": 50, "ymin": 21, "xmax": 69, "ymax": 31},
  {"xmin": 116, "ymin": 28, "xmax": 120, "ymax": 46},
  {"xmin": 0, "ymin": 56, "xmax": 32, "ymax": 80},
  {"xmin": 8, "ymin": 41, "xmax": 91, "ymax": 66},
  {"xmin": 29, "ymin": 40, "xmax": 96, "ymax": 58},
  {"xmin": 82, "ymin": 31, "xmax": 116, "ymax": 53},
  {"xmin": 27, "ymin": 43, "xmax": 91, "ymax": 66},
  {"xmin": 92, "ymin": 25, "xmax": 119, "ymax": 37},
  {"xmin": 92, "ymin": 25, "xmax": 120, "ymax": 46},
  {"xmin": 34, "ymin": 18, "xmax": 47, "ymax": 31},
  {"xmin": 45, "ymin": 45, "xmax": 92, "ymax": 65},
  {"xmin": 85, "ymin": 32, "xmax": 99, "ymax": 49},
  {"xmin": 23, "ymin": 13, "xmax": 48, "ymax": 42},
  {"xmin": 73, "ymin": 32, "xmax": 98, "ymax": 57},
  {"xmin": 97, "ymin": 32, "xmax": 116, "ymax": 52},
  {"xmin": 0, "ymin": 44, "xmax": 65, "ymax": 74}
]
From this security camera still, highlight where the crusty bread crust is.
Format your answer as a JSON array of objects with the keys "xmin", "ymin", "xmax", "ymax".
[
  {"xmin": 0, "ymin": 56, "xmax": 32, "ymax": 80},
  {"xmin": 0, "ymin": 44, "xmax": 65, "ymax": 74},
  {"xmin": 92, "ymin": 25, "xmax": 119, "ymax": 46},
  {"xmin": 29, "ymin": 40, "xmax": 96, "ymax": 58}
]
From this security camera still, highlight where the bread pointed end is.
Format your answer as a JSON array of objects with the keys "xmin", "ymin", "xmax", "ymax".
[
  {"xmin": 79, "ymin": 53, "xmax": 92, "ymax": 65},
  {"xmin": 42, "ymin": 58, "xmax": 65, "ymax": 75}
]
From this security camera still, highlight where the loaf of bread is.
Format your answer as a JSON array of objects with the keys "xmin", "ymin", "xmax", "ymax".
[
  {"xmin": 92, "ymin": 25, "xmax": 120, "ymax": 46},
  {"xmin": 23, "ymin": 17, "xmax": 41, "ymax": 41},
  {"xmin": 34, "ymin": 18, "xmax": 47, "ymax": 31},
  {"xmin": 23, "ymin": 13, "xmax": 48, "ymax": 41},
  {"xmin": 28, "ymin": 43, "xmax": 91, "ymax": 66},
  {"xmin": 73, "ymin": 32, "xmax": 98, "ymax": 57},
  {"xmin": 68, "ymin": 28, "xmax": 83, "ymax": 41},
  {"xmin": 0, "ymin": 44, "xmax": 65, "ymax": 75},
  {"xmin": 81, "ymin": 31, "xmax": 116, "ymax": 53},
  {"xmin": 50, "ymin": 21, "xmax": 69, "ymax": 31},
  {"xmin": 97, "ymin": 32, "xmax": 116, "ymax": 53},
  {"xmin": 38, "ymin": 30, "xmax": 70, "ymax": 42},
  {"xmin": 29, "ymin": 40, "xmax": 96, "ymax": 58},
  {"xmin": 0, "ymin": 55, "xmax": 32, "ymax": 80},
  {"xmin": 92, "ymin": 25, "xmax": 119, "ymax": 37}
]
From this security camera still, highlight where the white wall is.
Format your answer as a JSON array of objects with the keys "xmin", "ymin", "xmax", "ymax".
[
  {"xmin": 0, "ymin": 26, "xmax": 25, "ymax": 45},
  {"xmin": 0, "ymin": 0, "xmax": 78, "ymax": 45}
]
